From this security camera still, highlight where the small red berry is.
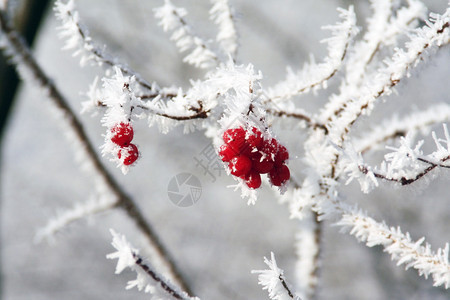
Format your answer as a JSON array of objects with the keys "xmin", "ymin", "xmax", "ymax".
[
  {"xmin": 269, "ymin": 164, "xmax": 290, "ymax": 186},
  {"xmin": 223, "ymin": 128, "xmax": 246, "ymax": 153},
  {"xmin": 252, "ymin": 152, "xmax": 275, "ymax": 174},
  {"xmin": 118, "ymin": 143, "xmax": 139, "ymax": 166},
  {"xmin": 229, "ymin": 155, "xmax": 252, "ymax": 177},
  {"xmin": 219, "ymin": 144, "xmax": 238, "ymax": 162},
  {"xmin": 247, "ymin": 127, "xmax": 264, "ymax": 149},
  {"xmin": 111, "ymin": 122, "xmax": 134, "ymax": 147},
  {"xmin": 241, "ymin": 170, "xmax": 262, "ymax": 189},
  {"xmin": 262, "ymin": 138, "xmax": 278, "ymax": 161},
  {"xmin": 275, "ymin": 144, "xmax": 289, "ymax": 166}
]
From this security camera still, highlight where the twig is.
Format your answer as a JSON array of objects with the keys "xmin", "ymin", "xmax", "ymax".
[
  {"xmin": 133, "ymin": 253, "xmax": 189, "ymax": 300},
  {"xmin": 310, "ymin": 213, "xmax": 322, "ymax": 300},
  {"xmin": 267, "ymin": 108, "xmax": 328, "ymax": 134},
  {"xmin": 0, "ymin": 10, "xmax": 193, "ymax": 295},
  {"xmin": 359, "ymin": 155, "xmax": 450, "ymax": 186},
  {"xmin": 62, "ymin": 7, "xmax": 155, "ymax": 91},
  {"xmin": 279, "ymin": 274, "xmax": 295, "ymax": 298}
]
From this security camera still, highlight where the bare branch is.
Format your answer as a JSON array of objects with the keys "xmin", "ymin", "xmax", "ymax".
[
  {"xmin": 133, "ymin": 254, "xmax": 190, "ymax": 300},
  {"xmin": 267, "ymin": 108, "xmax": 328, "ymax": 133}
]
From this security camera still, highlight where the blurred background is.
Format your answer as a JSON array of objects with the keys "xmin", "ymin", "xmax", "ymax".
[{"xmin": 1, "ymin": 0, "xmax": 449, "ymax": 299}]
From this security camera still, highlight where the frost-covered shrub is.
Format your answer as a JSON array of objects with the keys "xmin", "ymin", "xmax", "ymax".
[{"xmin": 0, "ymin": 0, "xmax": 449, "ymax": 299}]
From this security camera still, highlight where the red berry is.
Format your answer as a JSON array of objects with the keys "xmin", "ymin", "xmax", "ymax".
[
  {"xmin": 262, "ymin": 138, "xmax": 278, "ymax": 161},
  {"xmin": 252, "ymin": 152, "xmax": 274, "ymax": 174},
  {"xmin": 241, "ymin": 170, "xmax": 262, "ymax": 189},
  {"xmin": 275, "ymin": 144, "xmax": 289, "ymax": 166},
  {"xmin": 219, "ymin": 144, "xmax": 238, "ymax": 162},
  {"xmin": 118, "ymin": 143, "xmax": 139, "ymax": 166},
  {"xmin": 111, "ymin": 122, "xmax": 134, "ymax": 147},
  {"xmin": 269, "ymin": 164, "xmax": 290, "ymax": 186},
  {"xmin": 223, "ymin": 128, "xmax": 246, "ymax": 153},
  {"xmin": 247, "ymin": 127, "xmax": 264, "ymax": 149},
  {"xmin": 229, "ymin": 155, "xmax": 252, "ymax": 177}
]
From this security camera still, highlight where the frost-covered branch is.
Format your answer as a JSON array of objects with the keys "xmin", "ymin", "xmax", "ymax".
[
  {"xmin": 267, "ymin": 6, "xmax": 358, "ymax": 102},
  {"xmin": 35, "ymin": 195, "xmax": 116, "ymax": 243},
  {"xmin": 328, "ymin": 6, "xmax": 450, "ymax": 144},
  {"xmin": 320, "ymin": 0, "xmax": 427, "ymax": 122},
  {"xmin": 354, "ymin": 104, "xmax": 450, "ymax": 154},
  {"xmin": 252, "ymin": 252, "xmax": 301, "ymax": 300},
  {"xmin": 107, "ymin": 230, "xmax": 197, "ymax": 299},
  {"xmin": 210, "ymin": 0, "xmax": 238, "ymax": 60},
  {"xmin": 54, "ymin": 0, "xmax": 154, "ymax": 91},
  {"xmin": 154, "ymin": 0, "xmax": 220, "ymax": 69},
  {"xmin": 0, "ymin": 9, "xmax": 192, "ymax": 293},
  {"xmin": 340, "ymin": 126, "xmax": 450, "ymax": 192},
  {"xmin": 336, "ymin": 209, "xmax": 450, "ymax": 288},
  {"xmin": 296, "ymin": 182, "xmax": 450, "ymax": 288},
  {"xmin": 294, "ymin": 211, "xmax": 321, "ymax": 300}
]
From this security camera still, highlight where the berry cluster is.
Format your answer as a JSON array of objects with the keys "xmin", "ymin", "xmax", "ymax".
[
  {"xmin": 219, "ymin": 127, "xmax": 290, "ymax": 189},
  {"xmin": 111, "ymin": 122, "xmax": 139, "ymax": 166}
]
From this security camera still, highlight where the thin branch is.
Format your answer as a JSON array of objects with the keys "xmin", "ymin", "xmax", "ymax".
[
  {"xmin": 95, "ymin": 99, "xmax": 211, "ymax": 121},
  {"xmin": 359, "ymin": 155, "xmax": 450, "ymax": 186},
  {"xmin": 355, "ymin": 104, "xmax": 450, "ymax": 154},
  {"xmin": 56, "ymin": 2, "xmax": 155, "ymax": 91},
  {"xmin": 267, "ymin": 108, "xmax": 328, "ymax": 134},
  {"xmin": 0, "ymin": 10, "xmax": 193, "ymax": 295},
  {"xmin": 279, "ymin": 274, "xmax": 295, "ymax": 299},
  {"xmin": 332, "ymin": 19, "xmax": 450, "ymax": 139},
  {"xmin": 137, "ymin": 100, "xmax": 210, "ymax": 121},
  {"xmin": 266, "ymin": 6, "xmax": 357, "ymax": 102},
  {"xmin": 133, "ymin": 254, "xmax": 188, "ymax": 300},
  {"xmin": 154, "ymin": 0, "xmax": 220, "ymax": 69},
  {"xmin": 310, "ymin": 214, "xmax": 322, "ymax": 300}
]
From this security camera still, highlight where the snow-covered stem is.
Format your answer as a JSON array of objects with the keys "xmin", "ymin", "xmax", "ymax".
[
  {"xmin": 319, "ymin": 0, "xmax": 427, "ymax": 122},
  {"xmin": 294, "ymin": 211, "xmax": 322, "ymax": 300},
  {"xmin": 0, "ymin": 10, "xmax": 192, "ymax": 294},
  {"xmin": 336, "ymin": 209, "xmax": 450, "ymax": 288},
  {"xmin": 302, "ymin": 181, "xmax": 450, "ymax": 289},
  {"xmin": 107, "ymin": 230, "xmax": 197, "ymax": 299},
  {"xmin": 355, "ymin": 104, "xmax": 450, "ymax": 154},
  {"xmin": 54, "ymin": 0, "xmax": 154, "ymax": 91},
  {"xmin": 327, "ymin": 7, "xmax": 450, "ymax": 145},
  {"xmin": 210, "ymin": 0, "xmax": 238, "ymax": 60},
  {"xmin": 267, "ymin": 6, "xmax": 358, "ymax": 102},
  {"xmin": 339, "ymin": 125, "xmax": 450, "ymax": 192},
  {"xmin": 252, "ymin": 252, "xmax": 301, "ymax": 300},
  {"xmin": 154, "ymin": 0, "xmax": 220, "ymax": 69},
  {"xmin": 35, "ymin": 195, "xmax": 116, "ymax": 243}
]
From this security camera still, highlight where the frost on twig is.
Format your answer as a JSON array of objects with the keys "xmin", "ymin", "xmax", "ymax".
[
  {"xmin": 326, "ymin": 6, "xmax": 450, "ymax": 142},
  {"xmin": 210, "ymin": 0, "xmax": 238, "ymax": 60},
  {"xmin": 252, "ymin": 252, "xmax": 301, "ymax": 300},
  {"xmin": 344, "ymin": 0, "xmax": 427, "ymax": 86},
  {"xmin": 320, "ymin": 0, "xmax": 427, "ymax": 122},
  {"xmin": 54, "ymin": 0, "xmax": 154, "ymax": 90},
  {"xmin": 107, "ymin": 230, "xmax": 198, "ymax": 299},
  {"xmin": 354, "ymin": 104, "xmax": 450, "ymax": 154},
  {"xmin": 35, "ymin": 195, "xmax": 116, "ymax": 243},
  {"xmin": 154, "ymin": 0, "xmax": 220, "ymax": 69},
  {"xmin": 339, "ymin": 125, "xmax": 450, "ymax": 191},
  {"xmin": 294, "ymin": 211, "xmax": 321, "ymax": 300},
  {"xmin": 267, "ymin": 6, "xmax": 358, "ymax": 102},
  {"xmin": 336, "ymin": 209, "xmax": 450, "ymax": 288}
]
